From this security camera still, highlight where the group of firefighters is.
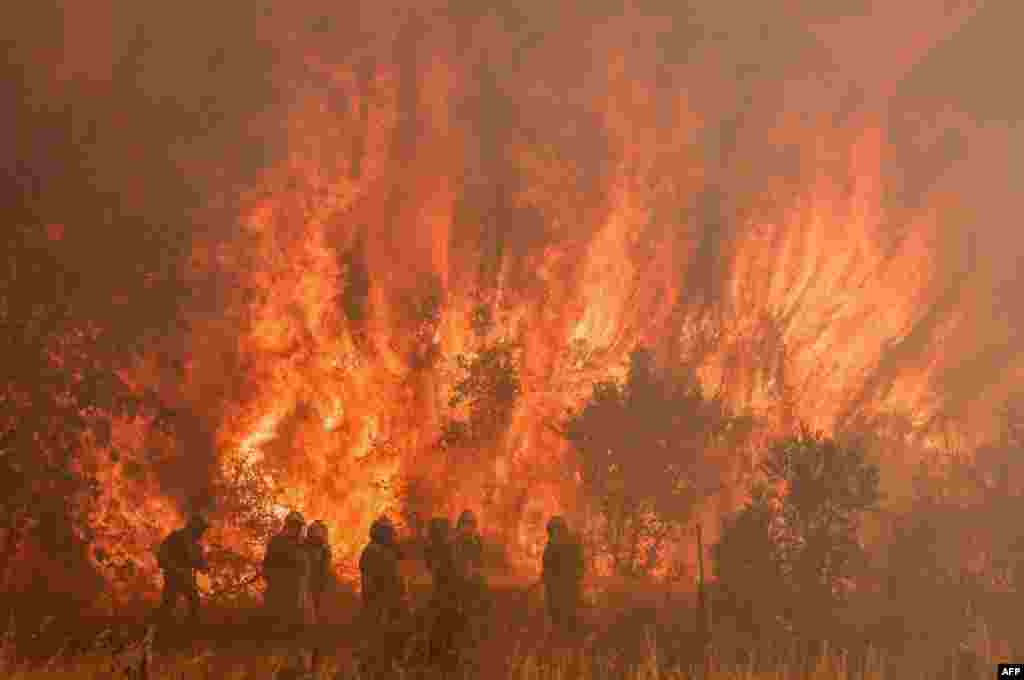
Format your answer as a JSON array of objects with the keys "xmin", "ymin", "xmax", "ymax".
[{"xmin": 153, "ymin": 508, "xmax": 585, "ymax": 674}]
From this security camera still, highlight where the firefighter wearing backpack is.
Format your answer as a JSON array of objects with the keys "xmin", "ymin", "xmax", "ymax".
[
  {"xmin": 542, "ymin": 515, "xmax": 584, "ymax": 635},
  {"xmin": 453, "ymin": 510, "xmax": 489, "ymax": 638},
  {"xmin": 305, "ymin": 520, "xmax": 332, "ymax": 623},
  {"xmin": 263, "ymin": 510, "xmax": 315, "ymax": 627},
  {"xmin": 155, "ymin": 513, "xmax": 211, "ymax": 623}
]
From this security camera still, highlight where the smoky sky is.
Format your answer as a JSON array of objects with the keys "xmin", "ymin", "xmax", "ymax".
[{"xmin": 2, "ymin": 0, "xmax": 1021, "ymax": 507}]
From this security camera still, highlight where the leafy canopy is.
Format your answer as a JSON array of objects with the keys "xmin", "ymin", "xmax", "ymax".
[
  {"xmin": 715, "ymin": 427, "xmax": 881, "ymax": 634},
  {"xmin": 564, "ymin": 348, "xmax": 744, "ymax": 576}
]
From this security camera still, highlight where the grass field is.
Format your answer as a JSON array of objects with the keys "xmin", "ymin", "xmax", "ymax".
[{"xmin": 0, "ymin": 584, "xmax": 998, "ymax": 680}]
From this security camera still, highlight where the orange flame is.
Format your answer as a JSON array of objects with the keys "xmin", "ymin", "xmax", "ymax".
[{"xmin": 72, "ymin": 2, "xmax": 1017, "ymax": 589}]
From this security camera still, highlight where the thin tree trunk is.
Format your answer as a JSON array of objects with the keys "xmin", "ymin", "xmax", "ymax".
[
  {"xmin": 697, "ymin": 522, "xmax": 710, "ymax": 675},
  {"xmin": 0, "ymin": 514, "xmax": 25, "ymax": 594},
  {"xmin": 627, "ymin": 512, "xmax": 643, "ymax": 576}
]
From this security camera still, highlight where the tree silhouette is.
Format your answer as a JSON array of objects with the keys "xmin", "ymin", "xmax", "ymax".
[
  {"xmin": 564, "ymin": 348, "xmax": 742, "ymax": 577},
  {"xmin": 440, "ymin": 339, "xmax": 523, "ymax": 450},
  {"xmin": 712, "ymin": 482, "xmax": 787, "ymax": 639},
  {"xmin": 0, "ymin": 57, "xmax": 199, "ymax": 594},
  {"xmin": 715, "ymin": 427, "xmax": 881, "ymax": 640}
]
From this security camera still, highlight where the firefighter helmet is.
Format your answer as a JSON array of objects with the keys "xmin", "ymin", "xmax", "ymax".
[
  {"xmin": 546, "ymin": 515, "xmax": 568, "ymax": 536},
  {"xmin": 370, "ymin": 515, "xmax": 396, "ymax": 543},
  {"xmin": 457, "ymin": 509, "xmax": 477, "ymax": 530},
  {"xmin": 308, "ymin": 520, "xmax": 328, "ymax": 542}
]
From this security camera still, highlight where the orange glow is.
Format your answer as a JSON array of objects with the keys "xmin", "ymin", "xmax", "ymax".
[{"xmin": 68, "ymin": 3, "xmax": 1013, "ymax": 591}]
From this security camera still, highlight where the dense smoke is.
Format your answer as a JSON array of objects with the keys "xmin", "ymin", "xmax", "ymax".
[{"xmin": 2, "ymin": 0, "xmax": 1021, "ymax": 581}]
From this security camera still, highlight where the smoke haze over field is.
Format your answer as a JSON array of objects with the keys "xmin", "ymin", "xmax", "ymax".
[{"xmin": 2, "ymin": 0, "xmax": 1021, "ymax": 581}]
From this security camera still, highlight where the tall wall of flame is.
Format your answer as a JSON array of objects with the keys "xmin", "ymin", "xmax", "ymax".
[{"xmin": 8, "ymin": 0, "xmax": 1022, "ymax": 593}]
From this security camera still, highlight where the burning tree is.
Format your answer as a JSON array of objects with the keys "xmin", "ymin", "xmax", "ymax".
[
  {"xmin": 715, "ymin": 428, "xmax": 881, "ymax": 642},
  {"xmin": 431, "ymin": 338, "xmax": 525, "ymax": 546},
  {"xmin": 440, "ymin": 339, "xmax": 523, "ymax": 451},
  {"xmin": 712, "ymin": 482, "xmax": 788, "ymax": 645},
  {"xmin": 2, "ymin": 0, "xmax": 1017, "ymax": 612},
  {"xmin": 563, "ymin": 348, "xmax": 746, "ymax": 578},
  {"xmin": 0, "ymin": 218, "xmax": 183, "ymax": 606},
  {"xmin": 0, "ymin": 14, "xmax": 283, "ymax": 604}
]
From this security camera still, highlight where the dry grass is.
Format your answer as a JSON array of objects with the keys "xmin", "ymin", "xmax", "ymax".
[
  {"xmin": 0, "ymin": 595, "xmax": 998, "ymax": 680},
  {"xmin": 0, "ymin": 631, "xmax": 996, "ymax": 680}
]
